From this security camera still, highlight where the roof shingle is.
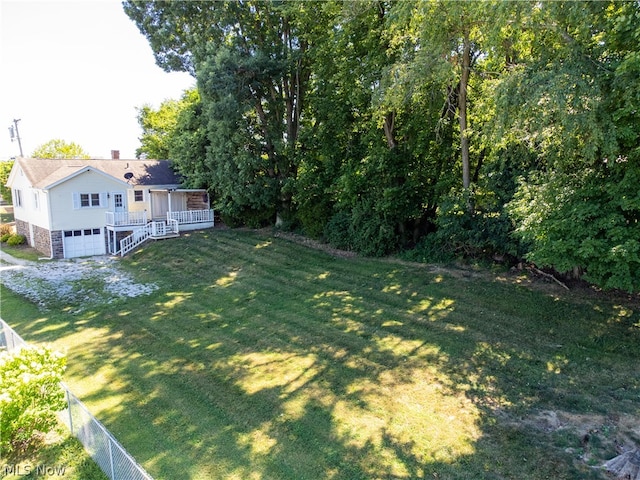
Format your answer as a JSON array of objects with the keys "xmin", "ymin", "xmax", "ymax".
[{"xmin": 16, "ymin": 158, "xmax": 181, "ymax": 189}]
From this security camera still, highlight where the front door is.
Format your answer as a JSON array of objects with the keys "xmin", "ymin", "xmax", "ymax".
[{"xmin": 113, "ymin": 192, "xmax": 125, "ymax": 212}]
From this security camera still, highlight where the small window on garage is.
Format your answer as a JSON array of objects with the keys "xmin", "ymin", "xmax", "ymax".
[{"xmin": 134, "ymin": 190, "xmax": 144, "ymax": 202}]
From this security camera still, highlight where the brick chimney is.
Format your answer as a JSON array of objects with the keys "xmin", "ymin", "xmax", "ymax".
[{"xmin": 111, "ymin": 150, "xmax": 120, "ymax": 160}]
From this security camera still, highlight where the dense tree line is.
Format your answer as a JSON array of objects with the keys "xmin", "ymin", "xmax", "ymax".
[{"xmin": 125, "ymin": 0, "xmax": 639, "ymax": 292}]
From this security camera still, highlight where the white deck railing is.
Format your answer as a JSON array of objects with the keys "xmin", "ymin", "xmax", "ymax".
[
  {"xmin": 120, "ymin": 220, "xmax": 180, "ymax": 256},
  {"xmin": 167, "ymin": 209, "xmax": 214, "ymax": 225},
  {"xmin": 106, "ymin": 211, "xmax": 147, "ymax": 227},
  {"xmin": 120, "ymin": 224, "xmax": 152, "ymax": 256}
]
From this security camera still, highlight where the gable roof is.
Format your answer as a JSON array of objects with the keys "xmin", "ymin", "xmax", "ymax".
[{"xmin": 12, "ymin": 158, "xmax": 182, "ymax": 190}]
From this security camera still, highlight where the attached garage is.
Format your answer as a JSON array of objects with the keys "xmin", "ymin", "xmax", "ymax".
[{"xmin": 63, "ymin": 228, "xmax": 106, "ymax": 258}]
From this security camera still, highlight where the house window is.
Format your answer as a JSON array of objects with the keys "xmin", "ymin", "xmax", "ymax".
[
  {"xmin": 33, "ymin": 192, "xmax": 39, "ymax": 210},
  {"xmin": 14, "ymin": 189, "xmax": 22, "ymax": 207},
  {"xmin": 80, "ymin": 193, "xmax": 101, "ymax": 207},
  {"xmin": 134, "ymin": 190, "xmax": 144, "ymax": 202},
  {"xmin": 73, "ymin": 192, "xmax": 105, "ymax": 209}
]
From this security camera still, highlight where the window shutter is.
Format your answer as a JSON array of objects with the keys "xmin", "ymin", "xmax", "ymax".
[
  {"xmin": 100, "ymin": 192, "xmax": 107, "ymax": 207},
  {"xmin": 72, "ymin": 192, "xmax": 80, "ymax": 209}
]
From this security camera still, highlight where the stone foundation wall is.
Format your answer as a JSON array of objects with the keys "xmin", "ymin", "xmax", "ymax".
[
  {"xmin": 51, "ymin": 231, "xmax": 64, "ymax": 259},
  {"xmin": 14, "ymin": 219, "xmax": 29, "ymax": 240},
  {"xmin": 32, "ymin": 225, "xmax": 52, "ymax": 258}
]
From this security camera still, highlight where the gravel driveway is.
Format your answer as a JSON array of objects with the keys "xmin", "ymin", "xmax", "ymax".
[{"xmin": 0, "ymin": 252, "xmax": 158, "ymax": 311}]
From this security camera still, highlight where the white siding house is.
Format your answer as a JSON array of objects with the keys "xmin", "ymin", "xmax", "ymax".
[{"xmin": 6, "ymin": 158, "xmax": 214, "ymax": 258}]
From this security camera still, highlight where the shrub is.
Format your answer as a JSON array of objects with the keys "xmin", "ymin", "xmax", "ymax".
[
  {"xmin": 407, "ymin": 190, "xmax": 524, "ymax": 264},
  {"xmin": 0, "ymin": 345, "xmax": 67, "ymax": 453},
  {"xmin": 0, "ymin": 223, "xmax": 12, "ymax": 237},
  {"xmin": 508, "ymin": 160, "xmax": 640, "ymax": 292},
  {"xmin": 6, "ymin": 234, "xmax": 26, "ymax": 246},
  {"xmin": 324, "ymin": 197, "xmax": 400, "ymax": 257},
  {"xmin": 0, "ymin": 233, "xmax": 11, "ymax": 243}
]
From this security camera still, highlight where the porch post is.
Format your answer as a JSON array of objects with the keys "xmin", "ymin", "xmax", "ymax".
[
  {"xmin": 148, "ymin": 190, "xmax": 152, "ymax": 221},
  {"xmin": 168, "ymin": 189, "xmax": 173, "ymax": 221}
]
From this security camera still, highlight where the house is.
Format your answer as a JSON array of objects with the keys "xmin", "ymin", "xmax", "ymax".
[{"xmin": 6, "ymin": 156, "xmax": 214, "ymax": 258}]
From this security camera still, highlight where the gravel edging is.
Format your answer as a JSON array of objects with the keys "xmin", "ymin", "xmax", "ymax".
[{"xmin": 0, "ymin": 252, "xmax": 158, "ymax": 311}]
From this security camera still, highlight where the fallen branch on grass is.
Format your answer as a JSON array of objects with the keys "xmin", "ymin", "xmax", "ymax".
[{"xmin": 529, "ymin": 266, "xmax": 570, "ymax": 290}]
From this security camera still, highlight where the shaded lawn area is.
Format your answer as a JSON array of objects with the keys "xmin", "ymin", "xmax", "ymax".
[{"xmin": 2, "ymin": 229, "xmax": 639, "ymax": 479}]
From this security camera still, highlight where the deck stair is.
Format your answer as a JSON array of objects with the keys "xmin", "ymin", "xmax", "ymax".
[{"xmin": 120, "ymin": 219, "xmax": 179, "ymax": 256}]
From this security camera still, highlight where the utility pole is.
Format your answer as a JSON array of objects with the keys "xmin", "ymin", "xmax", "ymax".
[{"xmin": 8, "ymin": 118, "xmax": 24, "ymax": 157}]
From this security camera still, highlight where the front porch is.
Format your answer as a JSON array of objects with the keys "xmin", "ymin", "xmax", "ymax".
[{"xmin": 105, "ymin": 189, "xmax": 214, "ymax": 255}]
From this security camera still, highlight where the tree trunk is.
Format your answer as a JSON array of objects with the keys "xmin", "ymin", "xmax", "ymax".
[
  {"xmin": 604, "ymin": 448, "xmax": 640, "ymax": 480},
  {"xmin": 383, "ymin": 111, "xmax": 397, "ymax": 149},
  {"xmin": 459, "ymin": 33, "xmax": 471, "ymax": 191}
]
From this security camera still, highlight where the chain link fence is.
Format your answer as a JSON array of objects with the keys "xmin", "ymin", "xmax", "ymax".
[{"xmin": 1, "ymin": 318, "xmax": 154, "ymax": 480}]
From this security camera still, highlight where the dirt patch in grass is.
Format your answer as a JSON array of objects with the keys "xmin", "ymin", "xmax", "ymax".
[{"xmin": 273, "ymin": 230, "xmax": 358, "ymax": 259}]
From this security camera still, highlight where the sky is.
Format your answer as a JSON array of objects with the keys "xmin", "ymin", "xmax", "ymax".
[{"xmin": 0, "ymin": 0, "xmax": 195, "ymax": 160}]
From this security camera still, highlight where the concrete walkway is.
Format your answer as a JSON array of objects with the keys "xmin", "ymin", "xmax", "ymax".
[{"xmin": 0, "ymin": 249, "xmax": 36, "ymax": 266}]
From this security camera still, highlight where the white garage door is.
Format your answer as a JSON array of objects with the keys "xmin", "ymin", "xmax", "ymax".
[{"xmin": 63, "ymin": 228, "xmax": 106, "ymax": 258}]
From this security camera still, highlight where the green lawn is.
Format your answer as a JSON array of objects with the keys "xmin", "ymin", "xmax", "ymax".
[{"xmin": 1, "ymin": 229, "xmax": 639, "ymax": 479}]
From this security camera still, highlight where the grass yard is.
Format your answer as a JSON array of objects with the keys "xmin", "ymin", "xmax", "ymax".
[{"xmin": 1, "ymin": 229, "xmax": 639, "ymax": 479}]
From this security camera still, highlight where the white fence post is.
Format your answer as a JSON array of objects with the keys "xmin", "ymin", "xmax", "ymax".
[
  {"xmin": 66, "ymin": 389, "xmax": 74, "ymax": 435},
  {"xmin": 108, "ymin": 438, "xmax": 116, "ymax": 480}
]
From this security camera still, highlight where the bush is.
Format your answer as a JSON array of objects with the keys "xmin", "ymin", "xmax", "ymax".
[
  {"xmin": 0, "ymin": 223, "xmax": 12, "ymax": 237},
  {"xmin": 6, "ymin": 234, "xmax": 26, "ymax": 246},
  {"xmin": 0, "ymin": 233, "xmax": 11, "ymax": 243},
  {"xmin": 508, "ymin": 160, "xmax": 640, "ymax": 292},
  {"xmin": 323, "ymin": 210, "xmax": 353, "ymax": 251},
  {"xmin": 0, "ymin": 345, "xmax": 67, "ymax": 453},
  {"xmin": 406, "ymin": 190, "xmax": 523, "ymax": 264}
]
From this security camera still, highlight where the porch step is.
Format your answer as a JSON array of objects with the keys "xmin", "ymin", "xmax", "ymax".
[{"xmin": 150, "ymin": 233, "xmax": 180, "ymax": 240}]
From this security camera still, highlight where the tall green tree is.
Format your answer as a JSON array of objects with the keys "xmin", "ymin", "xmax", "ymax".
[
  {"xmin": 167, "ymin": 89, "xmax": 210, "ymax": 189},
  {"xmin": 394, "ymin": 0, "xmax": 497, "ymax": 193},
  {"xmin": 31, "ymin": 139, "xmax": 90, "ymax": 159},
  {"xmin": 135, "ymin": 92, "xmax": 194, "ymax": 159},
  {"xmin": 497, "ymin": 1, "xmax": 640, "ymax": 290},
  {"xmin": 0, "ymin": 160, "xmax": 14, "ymax": 204},
  {"xmin": 125, "ymin": 0, "xmax": 640, "ymax": 290},
  {"xmin": 297, "ymin": 1, "xmax": 459, "ymax": 253},
  {"xmin": 124, "ymin": 0, "xmax": 324, "ymax": 226}
]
